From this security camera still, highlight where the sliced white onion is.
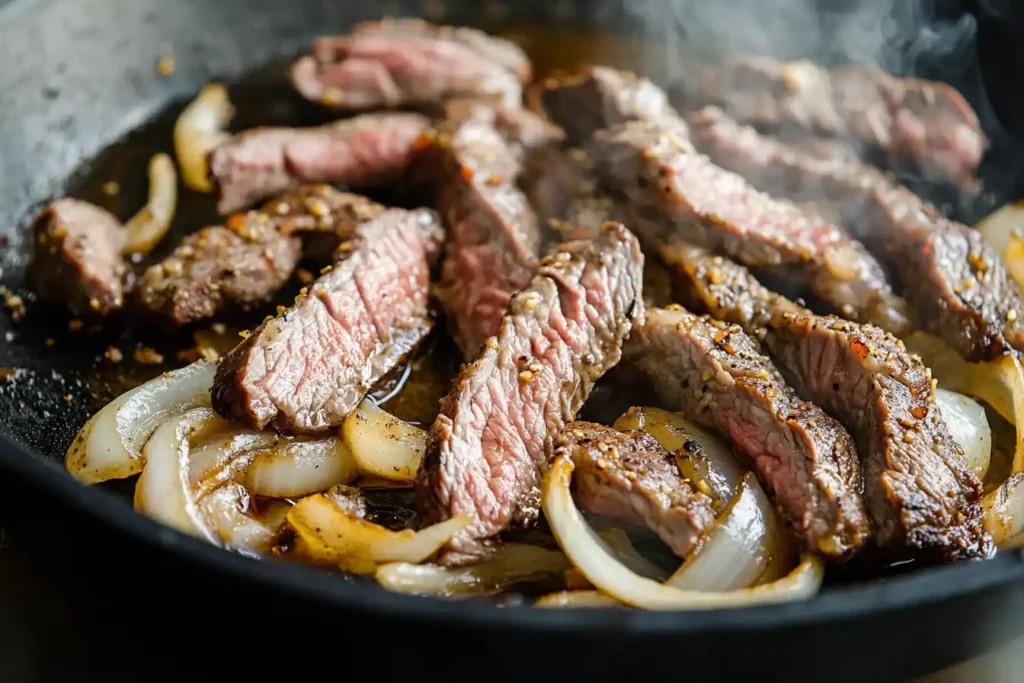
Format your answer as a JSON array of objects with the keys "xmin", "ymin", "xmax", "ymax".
[
  {"xmin": 343, "ymin": 400, "xmax": 426, "ymax": 483},
  {"xmin": 375, "ymin": 543, "xmax": 571, "ymax": 597},
  {"xmin": 245, "ymin": 438, "xmax": 357, "ymax": 498},
  {"xmin": 174, "ymin": 83, "xmax": 234, "ymax": 193},
  {"xmin": 198, "ymin": 484, "xmax": 288, "ymax": 554},
  {"xmin": 123, "ymin": 152, "xmax": 177, "ymax": 255},
  {"xmin": 65, "ymin": 360, "xmax": 216, "ymax": 484},
  {"xmin": 288, "ymin": 493, "xmax": 469, "ymax": 574},
  {"xmin": 666, "ymin": 473, "xmax": 782, "ymax": 591},
  {"xmin": 614, "ymin": 406, "xmax": 744, "ymax": 506},
  {"xmin": 936, "ymin": 388, "xmax": 992, "ymax": 478},
  {"xmin": 984, "ymin": 473, "xmax": 1024, "ymax": 548},
  {"xmin": 534, "ymin": 591, "xmax": 623, "ymax": 608},
  {"xmin": 542, "ymin": 454, "xmax": 823, "ymax": 611}
]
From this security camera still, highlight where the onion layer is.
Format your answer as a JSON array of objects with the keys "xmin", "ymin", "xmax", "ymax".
[
  {"xmin": 123, "ymin": 153, "xmax": 177, "ymax": 255},
  {"xmin": 534, "ymin": 591, "xmax": 622, "ymax": 608},
  {"xmin": 342, "ymin": 400, "xmax": 426, "ymax": 483},
  {"xmin": 935, "ymin": 388, "xmax": 992, "ymax": 478},
  {"xmin": 245, "ymin": 437, "xmax": 357, "ymax": 498},
  {"xmin": 65, "ymin": 360, "xmax": 216, "ymax": 484},
  {"xmin": 174, "ymin": 83, "xmax": 234, "ymax": 192},
  {"xmin": 288, "ymin": 493, "xmax": 468, "ymax": 573},
  {"xmin": 977, "ymin": 202, "xmax": 1024, "ymax": 288},
  {"xmin": 984, "ymin": 473, "xmax": 1024, "ymax": 548},
  {"xmin": 542, "ymin": 454, "xmax": 824, "ymax": 610},
  {"xmin": 376, "ymin": 543, "xmax": 571, "ymax": 597}
]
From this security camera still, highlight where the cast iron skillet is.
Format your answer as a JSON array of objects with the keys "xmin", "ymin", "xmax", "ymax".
[{"xmin": 3, "ymin": 0, "xmax": 1024, "ymax": 680}]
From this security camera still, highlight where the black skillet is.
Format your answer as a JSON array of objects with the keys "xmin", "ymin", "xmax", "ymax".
[{"xmin": 3, "ymin": 0, "xmax": 1024, "ymax": 680}]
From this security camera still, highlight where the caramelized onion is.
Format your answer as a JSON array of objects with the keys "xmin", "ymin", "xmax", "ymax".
[
  {"xmin": 123, "ymin": 153, "xmax": 177, "ymax": 255},
  {"xmin": 376, "ymin": 543, "xmax": 571, "ymax": 597},
  {"xmin": 288, "ymin": 493, "xmax": 468, "ymax": 573},
  {"xmin": 245, "ymin": 437, "xmax": 357, "ymax": 498},
  {"xmin": 342, "ymin": 400, "xmax": 426, "ymax": 483},
  {"xmin": 984, "ymin": 473, "xmax": 1024, "ymax": 547},
  {"xmin": 534, "ymin": 591, "xmax": 622, "ymax": 608},
  {"xmin": 978, "ymin": 202, "xmax": 1024, "ymax": 266},
  {"xmin": 65, "ymin": 360, "xmax": 216, "ymax": 484},
  {"xmin": 174, "ymin": 83, "xmax": 234, "ymax": 192},
  {"xmin": 542, "ymin": 454, "xmax": 823, "ymax": 610}
]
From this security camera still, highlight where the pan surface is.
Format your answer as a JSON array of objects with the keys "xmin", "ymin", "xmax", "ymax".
[{"xmin": 3, "ymin": 0, "xmax": 1024, "ymax": 679}]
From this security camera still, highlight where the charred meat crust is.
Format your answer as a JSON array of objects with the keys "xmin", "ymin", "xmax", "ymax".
[
  {"xmin": 764, "ymin": 312, "xmax": 992, "ymax": 560},
  {"xmin": 589, "ymin": 119, "xmax": 911, "ymax": 334},
  {"xmin": 624, "ymin": 307, "xmax": 870, "ymax": 559},
  {"xmin": 27, "ymin": 199, "xmax": 127, "ymax": 317},
  {"xmin": 689, "ymin": 106, "xmax": 1024, "ymax": 361},
  {"xmin": 417, "ymin": 224, "xmax": 645, "ymax": 561},
  {"xmin": 683, "ymin": 56, "xmax": 986, "ymax": 188},
  {"xmin": 564, "ymin": 421, "xmax": 717, "ymax": 559},
  {"xmin": 423, "ymin": 116, "xmax": 542, "ymax": 358},
  {"xmin": 290, "ymin": 19, "xmax": 528, "ymax": 111},
  {"xmin": 209, "ymin": 112, "xmax": 430, "ymax": 215},
  {"xmin": 211, "ymin": 207, "xmax": 444, "ymax": 434}
]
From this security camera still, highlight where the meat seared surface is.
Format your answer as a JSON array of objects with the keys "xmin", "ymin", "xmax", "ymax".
[
  {"xmin": 540, "ymin": 66, "xmax": 689, "ymax": 145},
  {"xmin": 290, "ymin": 19, "xmax": 527, "ymax": 111},
  {"xmin": 565, "ymin": 422, "xmax": 716, "ymax": 559},
  {"xmin": 209, "ymin": 112, "xmax": 429, "ymax": 214},
  {"xmin": 417, "ymin": 224, "xmax": 645, "ymax": 561},
  {"xmin": 212, "ymin": 207, "xmax": 444, "ymax": 434},
  {"xmin": 28, "ymin": 199, "xmax": 127, "ymax": 317},
  {"xmin": 137, "ymin": 186, "xmax": 382, "ymax": 327},
  {"xmin": 425, "ymin": 116, "xmax": 541, "ymax": 357},
  {"xmin": 590, "ymin": 120, "xmax": 911, "ymax": 334},
  {"xmin": 684, "ymin": 56, "xmax": 986, "ymax": 187},
  {"xmin": 437, "ymin": 99, "xmax": 565, "ymax": 158},
  {"xmin": 690, "ymin": 106, "xmax": 1024, "ymax": 361},
  {"xmin": 624, "ymin": 307, "xmax": 870, "ymax": 558},
  {"xmin": 764, "ymin": 312, "xmax": 992, "ymax": 559}
]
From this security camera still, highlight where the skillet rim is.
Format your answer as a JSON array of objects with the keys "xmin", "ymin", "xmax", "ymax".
[{"xmin": 3, "ymin": 430, "xmax": 1023, "ymax": 631}]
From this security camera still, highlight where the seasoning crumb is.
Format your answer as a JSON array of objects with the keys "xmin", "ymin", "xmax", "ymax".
[
  {"xmin": 296, "ymin": 268, "xmax": 314, "ymax": 285},
  {"xmin": 156, "ymin": 55, "xmax": 175, "ymax": 77},
  {"xmin": 1009, "ymin": 309, "xmax": 1018, "ymax": 323},
  {"xmin": 63, "ymin": 395, "xmax": 72, "ymax": 403},
  {"xmin": 133, "ymin": 347, "xmax": 164, "ymax": 365},
  {"xmin": 211, "ymin": 322, "xmax": 227, "ymax": 335},
  {"xmin": 104, "ymin": 346, "xmax": 123, "ymax": 363},
  {"xmin": 44, "ymin": 338, "xmax": 55, "ymax": 347},
  {"xmin": 101, "ymin": 180, "xmax": 121, "ymax": 196},
  {"xmin": 67, "ymin": 319, "xmax": 84, "ymax": 332},
  {"xmin": 0, "ymin": 368, "xmax": 15, "ymax": 380}
]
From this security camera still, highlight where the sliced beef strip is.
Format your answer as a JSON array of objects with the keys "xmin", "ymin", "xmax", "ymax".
[
  {"xmin": 624, "ymin": 306, "xmax": 870, "ymax": 558},
  {"xmin": 138, "ymin": 186, "xmax": 380, "ymax": 326},
  {"xmin": 663, "ymin": 246, "xmax": 992, "ymax": 559},
  {"xmin": 417, "ymin": 224, "xmax": 645, "ymax": 561},
  {"xmin": 564, "ymin": 422, "xmax": 716, "ymax": 559},
  {"xmin": 422, "ymin": 116, "xmax": 541, "ymax": 358},
  {"xmin": 682, "ymin": 56, "xmax": 986, "ymax": 188},
  {"xmin": 689, "ymin": 106, "xmax": 1024, "ymax": 361},
  {"xmin": 435, "ymin": 99, "xmax": 565, "ymax": 158},
  {"xmin": 590, "ymin": 120, "xmax": 911, "ymax": 335},
  {"xmin": 540, "ymin": 66, "xmax": 689, "ymax": 145},
  {"xmin": 290, "ymin": 19, "xmax": 527, "ymax": 112},
  {"xmin": 520, "ymin": 146, "xmax": 617, "ymax": 242},
  {"xmin": 209, "ymin": 112, "xmax": 429, "ymax": 214},
  {"xmin": 212, "ymin": 207, "xmax": 444, "ymax": 434},
  {"xmin": 28, "ymin": 199, "xmax": 127, "ymax": 317},
  {"xmin": 764, "ymin": 312, "xmax": 992, "ymax": 559}
]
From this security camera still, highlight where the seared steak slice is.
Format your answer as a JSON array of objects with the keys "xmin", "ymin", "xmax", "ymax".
[
  {"xmin": 290, "ymin": 19, "xmax": 527, "ymax": 111},
  {"xmin": 689, "ymin": 106, "xmax": 1024, "ymax": 361},
  {"xmin": 28, "ymin": 199, "xmax": 127, "ymax": 317},
  {"xmin": 564, "ymin": 422, "xmax": 716, "ymax": 559},
  {"xmin": 764, "ymin": 313, "xmax": 992, "ymax": 559},
  {"xmin": 540, "ymin": 66, "xmax": 689, "ymax": 145},
  {"xmin": 212, "ymin": 207, "xmax": 444, "ymax": 433},
  {"xmin": 424, "ymin": 116, "xmax": 541, "ymax": 357},
  {"xmin": 437, "ymin": 99, "xmax": 565, "ymax": 157},
  {"xmin": 417, "ymin": 224, "xmax": 645, "ymax": 560},
  {"xmin": 624, "ymin": 307, "xmax": 870, "ymax": 558},
  {"xmin": 520, "ymin": 146, "xmax": 617, "ymax": 241},
  {"xmin": 262, "ymin": 185, "xmax": 386, "ymax": 262},
  {"xmin": 684, "ymin": 56, "xmax": 986, "ymax": 187},
  {"xmin": 590, "ymin": 120, "xmax": 911, "ymax": 334},
  {"xmin": 209, "ymin": 112, "xmax": 429, "ymax": 214}
]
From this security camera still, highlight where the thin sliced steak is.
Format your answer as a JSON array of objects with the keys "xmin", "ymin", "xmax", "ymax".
[
  {"xmin": 437, "ymin": 98, "xmax": 565, "ymax": 157},
  {"xmin": 290, "ymin": 19, "xmax": 527, "ymax": 111},
  {"xmin": 590, "ymin": 120, "xmax": 911, "ymax": 334},
  {"xmin": 689, "ymin": 106, "xmax": 1024, "ymax": 361},
  {"xmin": 540, "ymin": 66, "xmax": 689, "ymax": 145},
  {"xmin": 564, "ymin": 421, "xmax": 716, "ymax": 559},
  {"xmin": 263, "ymin": 185, "xmax": 386, "ymax": 262},
  {"xmin": 683, "ymin": 56, "xmax": 986, "ymax": 187},
  {"xmin": 624, "ymin": 306, "xmax": 870, "ymax": 558},
  {"xmin": 417, "ymin": 224, "xmax": 645, "ymax": 560},
  {"xmin": 28, "ymin": 199, "xmax": 127, "ymax": 317},
  {"xmin": 764, "ymin": 312, "xmax": 992, "ymax": 559},
  {"xmin": 521, "ymin": 146, "xmax": 617, "ymax": 241},
  {"xmin": 423, "ymin": 116, "xmax": 541, "ymax": 357},
  {"xmin": 212, "ymin": 207, "xmax": 444, "ymax": 433},
  {"xmin": 209, "ymin": 112, "xmax": 429, "ymax": 214}
]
